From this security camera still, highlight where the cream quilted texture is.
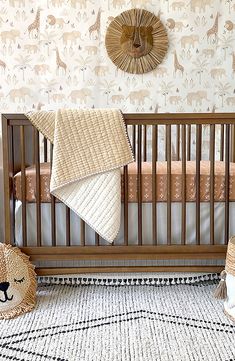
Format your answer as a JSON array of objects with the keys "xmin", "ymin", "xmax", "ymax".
[{"xmin": 26, "ymin": 109, "xmax": 134, "ymax": 242}]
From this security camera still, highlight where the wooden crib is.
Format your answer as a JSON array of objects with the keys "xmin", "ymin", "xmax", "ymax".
[{"xmin": 2, "ymin": 113, "xmax": 235, "ymax": 275}]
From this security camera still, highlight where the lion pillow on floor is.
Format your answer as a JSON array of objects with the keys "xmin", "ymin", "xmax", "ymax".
[{"xmin": 0, "ymin": 243, "xmax": 37, "ymax": 319}]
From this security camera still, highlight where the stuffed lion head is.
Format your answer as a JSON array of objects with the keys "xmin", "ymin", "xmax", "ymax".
[{"xmin": 0, "ymin": 243, "xmax": 37, "ymax": 319}]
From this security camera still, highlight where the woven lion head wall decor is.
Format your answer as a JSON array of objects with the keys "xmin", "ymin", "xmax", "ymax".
[
  {"xmin": 105, "ymin": 8, "xmax": 168, "ymax": 74},
  {"xmin": 0, "ymin": 243, "xmax": 37, "ymax": 319}
]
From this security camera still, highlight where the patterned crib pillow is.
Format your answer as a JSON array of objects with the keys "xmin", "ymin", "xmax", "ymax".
[
  {"xmin": 0, "ymin": 243, "xmax": 37, "ymax": 319},
  {"xmin": 214, "ymin": 237, "xmax": 235, "ymax": 323}
]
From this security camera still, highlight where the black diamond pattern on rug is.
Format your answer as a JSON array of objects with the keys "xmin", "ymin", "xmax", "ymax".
[{"xmin": 0, "ymin": 283, "xmax": 235, "ymax": 361}]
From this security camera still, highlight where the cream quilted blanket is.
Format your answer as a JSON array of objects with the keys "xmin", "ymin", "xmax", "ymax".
[{"xmin": 26, "ymin": 109, "xmax": 134, "ymax": 243}]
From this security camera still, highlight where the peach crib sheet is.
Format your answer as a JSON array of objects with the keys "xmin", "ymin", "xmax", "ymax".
[{"xmin": 14, "ymin": 161, "xmax": 235, "ymax": 203}]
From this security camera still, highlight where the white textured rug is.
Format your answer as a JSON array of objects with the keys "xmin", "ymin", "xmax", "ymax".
[{"xmin": 0, "ymin": 280, "xmax": 234, "ymax": 361}]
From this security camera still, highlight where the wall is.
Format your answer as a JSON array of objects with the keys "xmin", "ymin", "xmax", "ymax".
[
  {"xmin": 0, "ymin": 0, "xmax": 234, "ymax": 113},
  {"xmin": 0, "ymin": 0, "xmax": 235, "ymax": 240}
]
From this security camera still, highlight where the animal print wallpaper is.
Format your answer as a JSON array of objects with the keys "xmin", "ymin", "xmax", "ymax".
[
  {"xmin": 0, "ymin": 0, "xmax": 234, "ymax": 114},
  {"xmin": 0, "ymin": 0, "xmax": 235, "ymax": 239}
]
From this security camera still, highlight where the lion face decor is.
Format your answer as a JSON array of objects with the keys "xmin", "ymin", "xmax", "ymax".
[
  {"xmin": 120, "ymin": 25, "xmax": 153, "ymax": 58},
  {"xmin": 0, "ymin": 243, "xmax": 37, "ymax": 319},
  {"xmin": 105, "ymin": 8, "xmax": 168, "ymax": 74}
]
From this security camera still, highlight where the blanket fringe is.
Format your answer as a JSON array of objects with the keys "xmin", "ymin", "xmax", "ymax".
[{"xmin": 38, "ymin": 273, "xmax": 219, "ymax": 286}]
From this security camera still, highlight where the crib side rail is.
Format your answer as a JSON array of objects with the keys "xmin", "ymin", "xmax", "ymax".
[{"xmin": 4, "ymin": 112, "xmax": 235, "ymax": 124}]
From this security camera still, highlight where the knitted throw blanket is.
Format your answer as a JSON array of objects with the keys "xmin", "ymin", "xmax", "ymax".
[{"xmin": 26, "ymin": 109, "xmax": 134, "ymax": 242}]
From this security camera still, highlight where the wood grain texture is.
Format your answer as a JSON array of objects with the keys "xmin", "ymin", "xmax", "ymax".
[
  {"xmin": 225, "ymin": 124, "xmax": 230, "ymax": 245},
  {"xmin": 20, "ymin": 126, "xmax": 27, "ymax": 246},
  {"xmin": 166, "ymin": 124, "xmax": 171, "ymax": 245},
  {"xmin": 50, "ymin": 143, "xmax": 56, "ymax": 246},
  {"xmin": 2, "ymin": 115, "xmax": 12, "ymax": 244},
  {"xmin": 6, "ymin": 113, "xmax": 235, "ymax": 125},
  {"xmin": 152, "ymin": 125, "xmax": 157, "ymax": 244},
  {"xmin": 36, "ymin": 265, "xmax": 224, "ymax": 275},
  {"xmin": 124, "ymin": 164, "xmax": 128, "ymax": 245},
  {"xmin": 137, "ymin": 124, "xmax": 142, "ymax": 245},
  {"xmin": 22, "ymin": 245, "xmax": 227, "ymax": 255},
  {"xmin": 196, "ymin": 125, "xmax": 201, "ymax": 245},
  {"xmin": 66, "ymin": 207, "xmax": 71, "ymax": 246},
  {"xmin": 34, "ymin": 128, "xmax": 41, "ymax": 247},
  {"xmin": 210, "ymin": 124, "xmax": 215, "ymax": 245},
  {"xmin": 181, "ymin": 124, "xmax": 186, "ymax": 245}
]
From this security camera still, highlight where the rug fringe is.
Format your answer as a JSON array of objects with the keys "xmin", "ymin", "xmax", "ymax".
[{"xmin": 38, "ymin": 273, "xmax": 219, "ymax": 286}]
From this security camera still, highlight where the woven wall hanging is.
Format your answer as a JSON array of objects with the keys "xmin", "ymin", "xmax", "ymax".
[{"xmin": 105, "ymin": 8, "xmax": 168, "ymax": 74}]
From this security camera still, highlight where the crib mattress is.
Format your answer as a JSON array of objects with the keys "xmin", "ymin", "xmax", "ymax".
[{"xmin": 14, "ymin": 161, "xmax": 235, "ymax": 203}]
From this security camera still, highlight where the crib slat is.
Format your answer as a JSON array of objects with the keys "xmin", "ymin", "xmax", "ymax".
[
  {"xmin": 196, "ymin": 125, "xmax": 201, "ymax": 245},
  {"xmin": 225, "ymin": 124, "xmax": 230, "ymax": 245},
  {"xmin": 166, "ymin": 124, "xmax": 171, "ymax": 245},
  {"xmin": 220, "ymin": 125, "xmax": 224, "ymax": 161},
  {"xmin": 80, "ymin": 219, "xmax": 85, "ymax": 246},
  {"xmin": 165, "ymin": 125, "xmax": 167, "ymax": 161},
  {"xmin": 11, "ymin": 126, "xmax": 16, "ymax": 245},
  {"xmin": 66, "ymin": 207, "xmax": 70, "ymax": 246},
  {"xmin": 181, "ymin": 124, "xmax": 186, "ymax": 245},
  {"xmin": 210, "ymin": 124, "xmax": 215, "ymax": 245},
  {"xmin": 152, "ymin": 125, "xmax": 157, "ymax": 244},
  {"xmin": 43, "ymin": 137, "xmax": 48, "ymax": 163},
  {"xmin": 20, "ymin": 126, "xmax": 27, "ymax": 246},
  {"xmin": 187, "ymin": 125, "xmax": 191, "ymax": 161},
  {"xmin": 95, "ymin": 232, "xmax": 100, "ymax": 246},
  {"xmin": 232, "ymin": 125, "xmax": 235, "ymax": 163},
  {"xmin": 50, "ymin": 143, "xmax": 56, "ymax": 246},
  {"xmin": 137, "ymin": 124, "xmax": 142, "ymax": 245},
  {"xmin": 2, "ymin": 121, "xmax": 13, "ymax": 245},
  {"xmin": 143, "ymin": 125, "xmax": 147, "ymax": 161},
  {"xmin": 50, "ymin": 142, "xmax": 53, "ymax": 163},
  {"xmin": 124, "ymin": 164, "xmax": 128, "ymax": 245},
  {"xmin": 51, "ymin": 197, "xmax": 56, "ymax": 246},
  {"xmin": 176, "ymin": 125, "xmax": 180, "ymax": 161},
  {"xmin": 34, "ymin": 128, "xmax": 41, "ymax": 247},
  {"xmin": 132, "ymin": 125, "xmax": 136, "ymax": 159}
]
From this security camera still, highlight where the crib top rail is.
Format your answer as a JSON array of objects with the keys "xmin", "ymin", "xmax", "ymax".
[{"xmin": 2, "ymin": 112, "xmax": 235, "ymax": 126}]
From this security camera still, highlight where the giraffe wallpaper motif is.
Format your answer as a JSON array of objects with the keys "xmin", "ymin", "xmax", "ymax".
[{"xmin": 0, "ymin": 0, "xmax": 234, "ymax": 238}]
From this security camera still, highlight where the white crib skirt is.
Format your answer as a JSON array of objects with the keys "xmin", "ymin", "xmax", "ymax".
[{"xmin": 15, "ymin": 201, "xmax": 235, "ymax": 247}]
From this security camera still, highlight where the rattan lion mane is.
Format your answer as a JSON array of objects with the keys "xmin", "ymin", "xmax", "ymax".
[{"xmin": 105, "ymin": 8, "xmax": 168, "ymax": 74}]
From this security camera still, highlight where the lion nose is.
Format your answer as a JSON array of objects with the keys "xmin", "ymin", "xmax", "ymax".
[
  {"xmin": 133, "ymin": 43, "xmax": 141, "ymax": 48},
  {"xmin": 0, "ymin": 282, "xmax": 9, "ymax": 292}
]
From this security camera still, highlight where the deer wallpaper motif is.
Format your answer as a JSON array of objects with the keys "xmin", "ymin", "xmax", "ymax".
[{"xmin": 0, "ymin": 0, "xmax": 234, "ymax": 238}]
